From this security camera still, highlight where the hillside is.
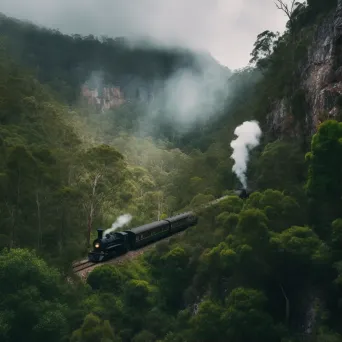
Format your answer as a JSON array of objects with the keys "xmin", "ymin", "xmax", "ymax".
[
  {"xmin": 2, "ymin": 1, "xmax": 342, "ymax": 342},
  {"xmin": 0, "ymin": 12, "xmax": 231, "ymax": 143}
]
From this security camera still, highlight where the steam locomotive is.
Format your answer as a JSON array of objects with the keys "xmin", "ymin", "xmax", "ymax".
[
  {"xmin": 88, "ymin": 190, "xmax": 252, "ymax": 263},
  {"xmin": 88, "ymin": 212, "xmax": 198, "ymax": 262}
]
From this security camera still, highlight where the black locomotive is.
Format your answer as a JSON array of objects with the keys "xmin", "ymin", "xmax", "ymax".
[
  {"xmin": 88, "ymin": 211, "xmax": 198, "ymax": 262},
  {"xmin": 88, "ymin": 191, "xmax": 252, "ymax": 263},
  {"xmin": 236, "ymin": 188, "xmax": 252, "ymax": 199}
]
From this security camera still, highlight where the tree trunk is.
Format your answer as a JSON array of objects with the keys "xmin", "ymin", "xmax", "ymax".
[
  {"xmin": 87, "ymin": 174, "xmax": 100, "ymax": 247},
  {"xmin": 157, "ymin": 192, "xmax": 164, "ymax": 220},
  {"xmin": 5, "ymin": 202, "xmax": 15, "ymax": 249},
  {"xmin": 87, "ymin": 203, "xmax": 95, "ymax": 247},
  {"xmin": 36, "ymin": 191, "xmax": 42, "ymax": 250},
  {"xmin": 280, "ymin": 283, "xmax": 290, "ymax": 325}
]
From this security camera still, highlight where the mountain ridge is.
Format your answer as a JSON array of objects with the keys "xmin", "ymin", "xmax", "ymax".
[{"xmin": 0, "ymin": 11, "xmax": 231, "ymax": 107}]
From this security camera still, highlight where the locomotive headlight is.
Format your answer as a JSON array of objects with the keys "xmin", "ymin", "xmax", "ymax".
[{"xmin": 95, "ymin": 243, "xmax": 100, "ymax": 249}]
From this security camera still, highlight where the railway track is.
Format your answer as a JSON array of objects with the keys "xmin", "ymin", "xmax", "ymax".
[
  {"xmin": 73, "ymin": 195, "xmax": 231, "ymax": 279},
  {"xmin": 72, "ymin": 260, "xmax": 95, "ymax": 273},
  {"xmin": 73, "ymin": 229, "xmax": 188, "ymax": 280}
]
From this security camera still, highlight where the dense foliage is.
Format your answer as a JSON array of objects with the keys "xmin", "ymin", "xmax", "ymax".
[
  {"xmin": 1, "ymin": 0, "xmax": 342, "ymax": 341},
  {"xmin": 0, "ymin": 12, "xmax": 210, "ymax": 104}
]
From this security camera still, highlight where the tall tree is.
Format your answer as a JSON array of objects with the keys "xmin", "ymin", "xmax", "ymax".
[
  {"xmin": 78, "ymin": 144, "xmax": 126, "ymax": 247},
  {"xmin": 306, "ymin": 120, "xmax": 342, "ymax": 238}
]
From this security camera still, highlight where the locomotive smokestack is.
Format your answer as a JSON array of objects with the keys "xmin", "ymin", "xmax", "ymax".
[{"xmin": 97, "ymin": 229, "xmax": 104, "ymax": 240}]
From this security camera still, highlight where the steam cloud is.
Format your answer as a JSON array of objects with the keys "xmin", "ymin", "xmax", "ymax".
[
  {"xmin": 103, "ymin": 214, "xmax": 132, "ymax": 236},
  {"xmin": 230, "ymin": 120, "xmax": 262, "ymax": 189}
]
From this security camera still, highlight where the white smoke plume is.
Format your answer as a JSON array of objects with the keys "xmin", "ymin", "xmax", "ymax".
[
  {"xmin": 103, "ymin": 213, "xmax": 132, "ymax": 236},
  {"xmin": 230, "ymin": 120, "xmax": 262, "ymax": 189}
]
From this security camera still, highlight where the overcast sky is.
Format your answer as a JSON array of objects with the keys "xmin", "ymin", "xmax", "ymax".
[{"xmin": 0, "ymin": 0, "xmax": 290, "ymax": 70}]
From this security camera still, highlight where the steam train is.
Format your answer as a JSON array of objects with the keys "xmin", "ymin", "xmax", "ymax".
[
  {"xmin": 88, "ymin": 189, "xmax": 252, "ymax": 263},
  {"xmin": 88, "ymin": 212, "xmax": 198, "ymax": 262}
]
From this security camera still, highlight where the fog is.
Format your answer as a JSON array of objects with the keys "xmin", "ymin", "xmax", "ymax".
[
  {"xmin": 84, "ymin": 51, "xmax": 230, "ymax": 134},
  {"xmin": 0, "ymin": 0, "xmax": 289, "ymax": 69},
  {"xmin": 1, "ymin": 0, "xmax": 295, "ymax": 135}
]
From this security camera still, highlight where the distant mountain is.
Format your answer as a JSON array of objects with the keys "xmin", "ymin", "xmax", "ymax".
[{"xmin": 0, "ymin": 12, "xmax": 232, "ymax": 109}]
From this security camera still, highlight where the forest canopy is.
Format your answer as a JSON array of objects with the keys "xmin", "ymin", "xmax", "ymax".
[{"xmin": 1, "ymin": 0, "xmax": 342, "ymax": 341}]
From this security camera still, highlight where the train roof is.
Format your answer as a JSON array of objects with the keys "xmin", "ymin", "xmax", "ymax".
[
  {"xmin": 127, "ymin": 220, "xmax": 169, "ymax": 235},
  {"xmin": 164, "ymin": 211, "xmax": 193, "ymax": 222},
  {"xmin": 115, "ymin": 231, "xmax": 128, "ymax": 236}
]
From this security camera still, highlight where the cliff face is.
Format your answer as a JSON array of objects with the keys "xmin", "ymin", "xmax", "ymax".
[
  {"xmin": 268, "ymin": 0, "xmax": 342, "ymax": 137},
  {"xmin": 81, "ymin": 85, "xmax": 125, "ymax": 112}
]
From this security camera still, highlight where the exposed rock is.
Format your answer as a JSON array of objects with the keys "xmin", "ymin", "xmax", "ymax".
[
  {"xmin": 81, "ymin": 85, "xmax": 125, "ymax": 112},
  {"xmin": 267, "ymin": 98, "xmax": 295, "ymax": 138},
  {"xmin": 334, "ymin": 66, "xmax": 342, "ymax": 81},
  {"xmin": 334, "ymin": 0, "xmax": 342, "ymax": 37},
  {"xmin": 268, "ymin": 1, "xmax": 342, "ymax": 135},
  {"xmin": 302, "ymin": 12, "xmax": 336, "ymax": 134}
]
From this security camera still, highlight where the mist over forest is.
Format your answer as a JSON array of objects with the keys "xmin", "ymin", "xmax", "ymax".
[{"xmin": 1, "ymin": 0, "xmax": 342, "ymax": 341}]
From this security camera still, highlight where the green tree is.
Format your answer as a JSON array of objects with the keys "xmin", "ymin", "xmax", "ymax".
[
  {"xmin": 87, "ymin": 265, "xmax": 125, "ymax": 292},
  {"xmin": 0, "ymin": 248, "xmax": 69, "ymax": 342},
  {"xmin": 190, "ymin": 300, "xmax": 224, "ymax": 342},
  {"xmin": 270, "ymin": 226, "xmax": 330, "ymax": 324},
  {"xmin": 222, "ymin": 287, "xmax": 280, "ymax": 341},
  {"xmin": 149, "ymin": 247, "xmax": 191, "ymax": 310},
  {"xmin": 235, "ymin": 208, "xmax": 270, "ymax": 249},
  {"xmin": 306, "ymin": 120, "xmax": 342, "ymax": 237},
  {"xmin": 132, "ymin": 330, "xmax": 156, "ymax": 342},
  {"xmin": 245, "ymin": 190, "xmax": 303, "ymax": 232},
  {"xmin": 249, "ymin": 30, "xmax": 279, "ymax": 70},
  {"xmin": 256, "ymin": 141, "xmax": 306, "ymax": 195},
  {"xmin": 124, "ymin": 279, "xmax": 151, "ymax": 308},
  {"xmin": 78, "ymin": 144, "xmax": 126, "ymax": 246},
  {"xmin": 71, "ymin": 313, "xmax": 120, "ymax": 342}
]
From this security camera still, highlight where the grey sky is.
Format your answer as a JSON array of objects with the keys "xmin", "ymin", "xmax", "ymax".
[{"xmin": 0, "ymin": 0, "xmax": 290, "ymax": 70}]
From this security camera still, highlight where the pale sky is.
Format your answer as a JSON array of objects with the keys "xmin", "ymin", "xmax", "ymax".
[{"xmin": 0, "ymin": 0, "xmax": 290, "ymax": 70}]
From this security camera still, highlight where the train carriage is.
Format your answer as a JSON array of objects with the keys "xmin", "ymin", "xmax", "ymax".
[
  {"xmin": 87, "ymin": 192, "xmax": 250, "ymax": 263},
  {"xmin": 164, "ymin": 212, "xmax": 198, "ymax": 233},
  {"xmin": 125, "ymin": 220, "xmax": 170, "ymax": 249}
]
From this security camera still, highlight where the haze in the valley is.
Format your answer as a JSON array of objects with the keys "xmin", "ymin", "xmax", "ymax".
[{"xmin": 0, "ymin": 0, "xmax": 290, "ymax": 69}]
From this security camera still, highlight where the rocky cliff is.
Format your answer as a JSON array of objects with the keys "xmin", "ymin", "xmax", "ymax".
[
  {"xmin": 81, "ymin": 85, "xmax": 125, "ymax": 112},
  {"xmin": 268, "ymin": 0, "xmax": 342, "ymax": 137}
]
